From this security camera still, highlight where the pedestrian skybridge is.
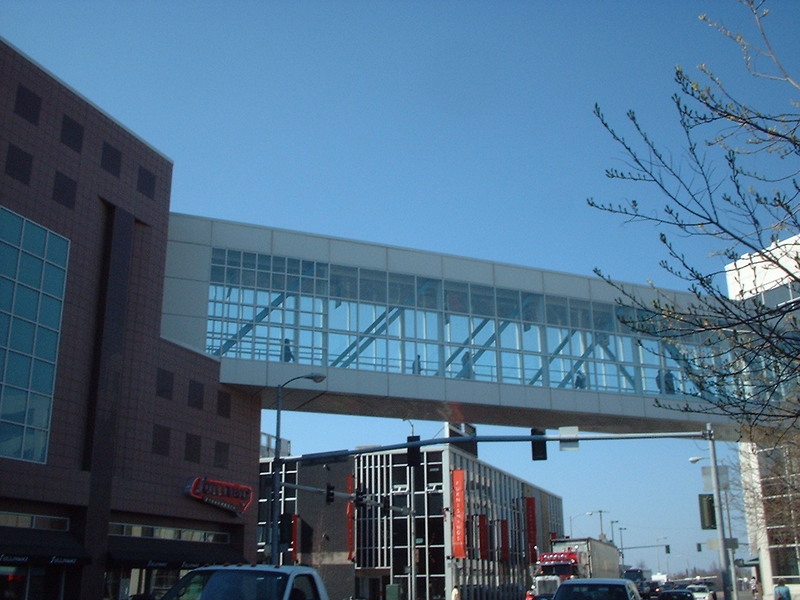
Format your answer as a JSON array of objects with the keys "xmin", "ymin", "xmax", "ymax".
[{"xmin": 162, "ymin": 214, "xmax": 736, "ymax": 439}]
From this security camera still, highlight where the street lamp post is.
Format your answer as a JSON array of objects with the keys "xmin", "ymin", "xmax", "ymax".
[
  {"xmin": 610, "ymin": 520, "xmax": 619, "ymax": 544},
  {"xmin": 699, "ymin": 423, "xmax": 737, "ymax": 600},
  {"xmin": 595, "ymin": 509, "xmax": 608, "ymax": 539},
  {"xmin": 270, "ymin": 373, "xmax": 326, "ymax": 565},
  {"xmin": 569, "ymin": 512, "xmax": 593, "ymax": 537},
  {"xmin": 618, "ymin": 527, "xmax": 627, "ymax": 563}
]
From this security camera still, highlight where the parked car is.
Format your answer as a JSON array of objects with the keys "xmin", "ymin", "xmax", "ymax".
[
  {"xmin": 639, "ymin": 581, "xmax": 663, "ymax": 599},
  {"xmin": 159, "ymin": 563, "xmax": 331, "ymax": 600},
  {"xmin": 686, "ymin": 585, "xmax": 714, "ymax": 600},
  {"xmin": 552, "ymin": 578, "xmax": 641, "ymax": 600}
]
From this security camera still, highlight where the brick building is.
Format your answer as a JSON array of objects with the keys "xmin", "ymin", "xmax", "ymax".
[{"xmin": 0, "ymin": 38, "xmax": 259, "ymax": 599}]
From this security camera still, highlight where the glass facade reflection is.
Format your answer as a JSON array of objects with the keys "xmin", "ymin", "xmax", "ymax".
[
  {"xmin": 206, "ymin": 248, "xmax": 696, "ymax": 396},
  {"xmin": 0, "ymin": 207, "xmax": 68, "ymax": 463}
]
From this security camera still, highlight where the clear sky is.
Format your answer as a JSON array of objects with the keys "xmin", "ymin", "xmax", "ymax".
[{"xmin": 4, "ymin": 0, "xmax": 799, "ymax": 575}]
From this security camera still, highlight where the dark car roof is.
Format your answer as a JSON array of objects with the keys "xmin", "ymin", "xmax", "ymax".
[
  {"xmin": 658, "ymin": 592, "xmax": 694, "ymax": 599},
  {"xmin": 560, "ymin": 580, "xmax": 633, "ymax": 586}
]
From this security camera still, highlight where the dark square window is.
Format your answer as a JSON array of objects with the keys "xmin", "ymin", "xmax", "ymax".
[
  {"xmin": 137, "ymin": 166, "xmax": 156, "ymax": 199},
  {"xmin": 14, "ymin": 85, "xmax": 41, "ymax": 126},
  {"xmin": 185, "ymin": 433, "xmax": 201, "ymax": 463},
  {"xmin": 52, "ymin": 171, "xmax": 77, "ymax": 208},
  {"xmin": 214, "ymin": 441, "xmax": 229, "ymax": 469},
  {"xmin": 60, "ymin": 115, "xmax": 84, "ymax": 153},
  {"xmin": 188, "ymin": 380, "xmax": 204, "ymax": 409},
  {"xmin": 156, "ymin": 368, "xmax": 174, "ymax": 400},
  {"xmin": 101, "ymin": 142, "xmax": 121, "ymax": 177},
  {"xmin": 217, "ymin": 391, "xmax": 231, "ymax": 418},
  {"xmin": 5, "ymin": 144, "xmax": 33, "ymax": 185},
  {"xmin": 152, "ymin": 424, "xmax": 171, "ymax": 456}
]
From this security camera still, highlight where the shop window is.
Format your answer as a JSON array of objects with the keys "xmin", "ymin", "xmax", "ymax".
[
  {"xmin": 156, "ymin": 368, "xmax": 173, "ymax": 399},
  {"xmin": 5, "ymin": 144, "xmax": 33, "ymax": 185},
  {"xmin": 152, "ymin": 424, "xmax": 170, "ymax": 456},
  {"xmin": 52, "ymin": 171, "xmax": 77, "ymax": 208},
  {"xmin": 60, "ymin": 114, "xmax": 84, "ymax": 152},
  {"xmin": 188, "ymin": 380, "xmax": 204, "ymax": 409},
  {"xmin": 101, "ymin": 142, "xmax": 121, "ymax": 177},
  {"xmin": 14, "ymin": 84, "xmax": 41, "ymax": 125}
]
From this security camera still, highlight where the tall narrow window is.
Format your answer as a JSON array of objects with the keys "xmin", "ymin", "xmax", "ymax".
[
  {"xmin": 14, "ymin": 85, "xmax": 41, "ymax": 126},
  {"xmin": 217, "ymin": 391, "xmax": 231, "ymax": 418},
  {"xmin": 101, "ymin": 142, "xmax": 121, "ymax": 177},
  {"xmin": 185, "ymin": 433, "xmax": 201, "ymax": 463},
  {"xmin": 60, "ymin": 115, "xmax": 84, "ymax": 153},
  {"xmin": 188, "ymin": 380, "xmax": 204, "ymax": 409},
  {"xmin": 214, "ymin": 441, "xmax": 229, "ymax": 468},
  {"xmin": 137, "ymin": 166, "xmax": 156, "ymax": 199},
  {"xmin": 52, "ymin": 172, "xmax": 77, "ymax": 208},
  {"xmin": 156, "ymin": 368, "xmax": 174, "ymax": 399},
  {"xmin": 152, "ymin": 425, "xmax": 171, "ymax": 456},
  {"xmin": 5, "ymin": 144, "xmax": 33, "ymax": 185}
]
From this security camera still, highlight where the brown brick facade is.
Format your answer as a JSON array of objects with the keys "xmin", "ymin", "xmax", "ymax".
[{"xmin": 1, "ymin": 38, "xmax": 259, "ymax": 600}]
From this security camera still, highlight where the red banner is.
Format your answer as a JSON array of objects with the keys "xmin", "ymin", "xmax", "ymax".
[
  {"xmin": 526, "ymin": 497, "xmax": 538, "ymax": 563},
  {"xmin": 478, "ymin": 514, "xmax": 489, "ymax": 559},
  {"xmin": 499, "ymin": 519, "xmax": 510, "ymax": 563},
  {"xmin": 451, "ymin": 470, "xmax": 467, "ymax": 559},
  {"xmin": 346, "ymin": 474, "xmax": 355, "ymax": 561}
]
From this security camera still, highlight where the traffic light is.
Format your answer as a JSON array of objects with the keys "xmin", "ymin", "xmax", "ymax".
[
  {"xmin": 407, "ymin": 435, "xmax": 421, "ymax": 468},
  {"xmin": 665, "ymin": 545, "xmax": 670, "ymax": 554},
  {"xmin": 325, "ymin": 484, "xmax": 335, "ymax": 504},
  {"xmin": 698, "ymin": 493, "xmax": 717, "ymax": 529},
  {"xmin": 531, "ymin": 428, "xmax": 547, "ymax": 461}
]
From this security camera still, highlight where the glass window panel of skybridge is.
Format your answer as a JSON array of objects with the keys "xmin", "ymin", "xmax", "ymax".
[
  {"xmin": 444, "ymin": 345, "xmax": 469, "ymax": 378},
  {"xmin": 548, "ymin": 358, "xmax": 574, "ymax": 388},
  {"xmin": 470, "ymin": 316, "xmax": 497, "ymax": 348},
  {"xmin": 500, "ymin": 352, "xmax": 523, "ymax": 383},
  {"xmin": 416, "ymin": 278, "xmax": 442, "ymax": 310},
  {"xmin": 473, "ymin": 349, "xmax": 497, "ymax": 381},
  {"xmin": 358, "ymin": 302, "xmax": 386, "ymax": 333},
  {"xmin": 641, "ymin": 366, "xmax": 661, "ymax": 394},
  {"xmin": 590, "ymin": 362, "xmax": 622, "ymax": 392},
  {"xmin": 298, "ymin": 309, "xmax": 322, "ymax": 328},
  {"xmin": 328, "ymin": 299, "xmax": 357, "ymax": 331},
  {"xmin": 522, "ymin": 354, "xmax": 545, "ymax": 386},
  {"xmin": 330, "ymin": 264, "xmax": 358, "ymax": 300},
  {"xmin": 356, "ymin": 337, "xmax": 387, "ymax": 371},
  {"xmin": 415, "ymin": 310, "xmax": 440, "ymax": 342},
  {"xmin": 328, "ymin": 333, "xmax": 357, "ymax": 364},
  {"xmin": 387, "ymin": 339, "xmax": 404, "ymax": 373},
  {"xmin": 445, "ymin": 314, "xmax": 469, "ymax": 343},
  {"xmin": 498, "ymin": 320, "xmax": 521, "ymax": 350}
]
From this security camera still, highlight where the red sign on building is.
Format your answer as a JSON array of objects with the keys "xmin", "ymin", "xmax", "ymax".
[
  {"xmin": 451, "ymin": 469, "xmax": 467, "ymax": 559},
  {"xmin": 186, "ymin": 477, "xmax": 254, "ymax": 516}
]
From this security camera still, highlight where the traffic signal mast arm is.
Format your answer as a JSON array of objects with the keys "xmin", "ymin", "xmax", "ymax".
[
  {"xmin": 296, "ymin": 429, "xmax": 708, "ymax": 463},
  {"xmin": 281, "ymin": 481, "xmax": 413, "ymax": 514}
]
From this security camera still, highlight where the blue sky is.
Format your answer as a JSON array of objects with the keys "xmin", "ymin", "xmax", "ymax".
[{"xmin": 4, "ymin": 0, "xmax": 799, "ymax": 574}]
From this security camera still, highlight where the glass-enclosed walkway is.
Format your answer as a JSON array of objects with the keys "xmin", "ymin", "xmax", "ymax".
[{"xmin": 205, "ymin": 247, "xmax": 694, "ymax": 398}]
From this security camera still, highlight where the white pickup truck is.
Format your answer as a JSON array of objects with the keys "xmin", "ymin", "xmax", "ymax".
[{"xmin": 159, "ymin": 563, "xmax": 331, "ymax": 600}]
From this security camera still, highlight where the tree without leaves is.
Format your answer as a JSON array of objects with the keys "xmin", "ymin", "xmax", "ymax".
[{"xmin": 587, "ymin": 0, "xmax": 800, "ymax": 440}]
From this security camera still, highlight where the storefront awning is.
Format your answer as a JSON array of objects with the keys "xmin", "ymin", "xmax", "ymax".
[
  {"xmin": 107, "ymin": 536, "xmax": 246, "ymax": 570},
  {"xmin": 0, "ymin": 526, "xmax": 90, "ymax": 566}
]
